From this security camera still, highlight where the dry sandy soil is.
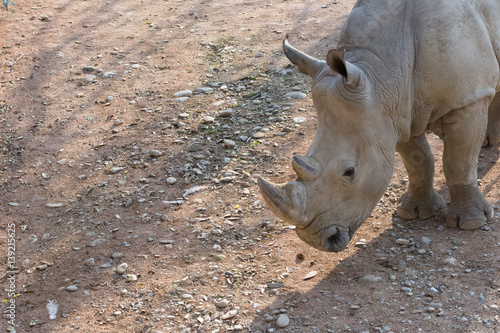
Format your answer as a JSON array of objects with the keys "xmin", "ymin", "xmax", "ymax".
[{"xmin": 1, "ymin": 0, "xmax": 499, "ymax": 332}]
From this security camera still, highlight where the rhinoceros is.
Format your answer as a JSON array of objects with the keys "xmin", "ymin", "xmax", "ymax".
[{"xmin": 258, "ymin": 0, "xmax": 500, "ymax": 252}]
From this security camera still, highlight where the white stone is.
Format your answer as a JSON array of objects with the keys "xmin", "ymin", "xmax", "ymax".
[
  {"xmin": 396, "ymin": 238, "xmax": 409, "ymax": 245},
  {"xmin": 276, "ymin": 314, "xmax": 290, "ymax": 327},
  {"xmin": 173, "ymin": 90, "xmax": 193, "ymax": 97},
  {"xmin": 223, "ymin": 139, "xmax": 236, "ymax": 147},
  {"xmin": 116, "ymin": 263, "xmax": 128, "ymax": 275},
  {"xmin": 293, "ymin": 117, "xmax": 306, "ymax": 124},
  {"xmin": 66, "ymin": 285, "xmax": 78, "ymax": 292},
  {"xmin": 421, "ymin": 236, "xmax": 431, "ymax": 245},
  {"xmin": 362, "ymin": 275, "xmax": 382, "ymax": 283},
  {"xmin": 285, "ymin": 91, "xmax": 307, "ymax": 99}
]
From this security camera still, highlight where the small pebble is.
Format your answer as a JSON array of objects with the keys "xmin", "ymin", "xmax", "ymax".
[
  {"xmin": 362, "ymin": 275, "xmax": 382, "ymax": 283},
  {"xmin": 83, "ymin": 75, "xmax": 97, "ymax": 83},
  {"xmin": 216, "ymin": 299, "xmax": 229, "ymax": 308},
  {"xmin": 112, "ymin": 252, "xmax": 123, "ymax": 259},
  {"xmin": 218, "ymin": 109, "xmax": 233, "ymax": 117},
  {"xmin": 173, "ymin": 90, "xmax": 193, "ymax": 97},
  {"xmin": 285, "ymin": 91, "xmax": 307, "ymax": 99},
  {"xmin": 148, "ymin": 150, "xmax": 162, "ymax": 157},
  {"xmin": 214, "ymin": 254, "xmax": 226, "ymax": 262},
  {"xmin": 276, "ymin": 314, "xmax": 290, "ymax": 328},
  {"xmin": 66, "ymin": 285, "xmax": 78, "ymax": 292},
  {"xmin": 293, "ymin": 117, "xmax": 306, "ymax": 124},
  {"xmin": 84, "ymin": 258, "xmax": 95, "ymax": 266},
  {"xmin": 421, "ymin": 236, "xmax": 431, "ymax": 245},
  {"xmin": 396, "ymin": 238, "xmax": 409, "ymax": 245},
  {"xmin": 223, "ymin": 139, "xmax": 236, "ymax": 147},
  {"xmin": 202, "ymin": 116, "xmax": 215, "ymax": 123},
  {"xmin": 116, "ymin": 263, "xmax": 128, "ymax": 275},
  {"xmin": 252, "ymin": 132, "xmax": 265, "ymax": 139},
  {"xmin": 181, "ymin": 293, "xmax": 193, "ymax": 300},
  {"xmin": 126, "ymin": 274, "xmax": 138, "ymax": 282},
  {"xmin": 166, "ymin": 177, "xmax": 177, "ymax": 185},
  {"xmin": 102, "ymin": 71, "xmax": 118, "ymax": 79},
  {"xmin": 222, "ymin": 310, "xmax": 237, "ymax": 320},
  {"xmin": 195, "ymin": 87, "xmax": 213, "ymax": 94}
]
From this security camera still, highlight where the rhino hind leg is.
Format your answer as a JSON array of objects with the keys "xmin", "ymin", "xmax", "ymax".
[
  {"xmin": 483, "ymin": 93, "xmax": 500, "ymax": 146},
  {"xmin": 442, "ymin": 98, "xmax": 493, "ymax": 229},
  {"xmin": 396, "ymin": 134, "xmax": 446, "ymax": 220}
]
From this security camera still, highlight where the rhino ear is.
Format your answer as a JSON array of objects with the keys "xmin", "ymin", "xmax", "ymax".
[
  {"xmin": 283, "ymin": 37, "xmax": 324, "ymax": 78},
  {"xmin": 327, "ymin": 49, "xmax": 364, "ymax": 88}
]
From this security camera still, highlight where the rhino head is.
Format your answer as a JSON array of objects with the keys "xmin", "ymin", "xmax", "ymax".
[{"xmin": 258, "ymin": 39, "xmax": 399, "ymax": 252}]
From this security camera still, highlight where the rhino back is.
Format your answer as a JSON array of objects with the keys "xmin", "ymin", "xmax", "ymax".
[{"xmin": 338, "ymin": 0, "xmax": 500, "ymax": 136}]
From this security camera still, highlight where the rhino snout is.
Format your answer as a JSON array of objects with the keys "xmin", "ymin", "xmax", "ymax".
[{"xmin": 296, "ymin": 225, "xmax": 353, "ymax": 252}]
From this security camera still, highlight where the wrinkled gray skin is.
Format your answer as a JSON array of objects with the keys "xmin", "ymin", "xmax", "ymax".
[{"xmin": 258, "ymin": 0, "xmax": 500, "ymax": 252}]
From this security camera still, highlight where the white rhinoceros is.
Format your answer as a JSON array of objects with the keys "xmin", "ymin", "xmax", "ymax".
[{"xmin": 258, "ymin": 0, "xmax": 500, "ymax": 252}]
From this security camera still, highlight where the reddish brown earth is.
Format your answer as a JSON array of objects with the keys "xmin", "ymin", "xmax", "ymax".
[{"xmin": 0, "ymin": 1, "xmax": 499, "ymax": 332}]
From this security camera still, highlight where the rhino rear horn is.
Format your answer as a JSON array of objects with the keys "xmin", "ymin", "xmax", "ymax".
[
  {"xmin": 257, "ymin": 177, "xmax": 308, "ymax": 226},
  {"xmin": 283, "ymin": 37, "xmax": 324, "ymax": 78},
  {"xmin": 292, "ymin": 155, "xmax": 321, "ymax": 181}
]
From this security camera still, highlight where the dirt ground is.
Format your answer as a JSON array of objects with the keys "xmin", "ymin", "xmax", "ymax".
[{"xmin": 1, "ymin": 0, "xmax": 499, "ymax": 332}]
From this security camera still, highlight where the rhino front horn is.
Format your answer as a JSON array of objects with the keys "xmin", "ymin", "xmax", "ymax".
[
  {"xmin": 292, "ymin": 155, "xmax": 321, "ymax": 181},
  {"xmin": 257, "ymin": 177, "xmax": 308, "ymax": 226}
]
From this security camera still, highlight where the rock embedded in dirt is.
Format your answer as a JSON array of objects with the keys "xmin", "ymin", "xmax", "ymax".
[
  {"xmin": 83, "ymin": 75, "xmax": 97, "ymax": 83},
  {"xmin": 148, "ymin": 149, "xmax": 163, "ymax": 157},
  {"xmin": 421, "ymin": 236, "xmax": 431, "ymax": 245},
  {"xmin": 84, "ymin": 258, "xmax": 95, "ymax": 266},
  {"xmin": 302, "ymin": 271, "xmax": 318, "ymax": 280},
  {"xmin": 116, "ymin": 263, "xmax": 128, "ymax": 275},
  {"xmin": 195, "ymin": 87, "xmax": 214, "ymax": 94},
  {"xmin": 102, "ymin": 71, "xmax": 118, "ymax": 79},
  {"xmin": 126, "ymin": 274, "xmax": 138, "ymax": 282},
  {"xmin": 173, "ymin": 90, "xmax": 193, "ymax": 97},
  {"xmin": 252, "ymin": 132, "xmax": 265, "ymax": 139},
  {"xmin": 66, "ymin": 285, "xmax": 78, "ymax": 292},
  {"xmin": 395, "ymin": 238, "xmax": 410, "ymax": 245},
  {"xmin": 166, "ymin": 177, "xmax": 177, "ymax": 185},
  {"xmin": 362, "ymin": 275, "xmax": 382, "ymax": 283},
  {"xmin": 222, "ymin": 310, "xmax": 237, "ymax": 320},
  {"xmin": 284, "ymin": 91, "xmax": 307, "ymax": 99},
  {"xmin": 218, "ymin": 109, "xmax": 233, "ymax": 117},
  {"xmin": 112, "ymin": 252, "xmax": 123, "ymax": 259},
  {"xmin": 223, "ymin": 139, "xmax": 236, "ymax": 147},
  {"xmin": 293, "ymin": 117, "xmax": 306, "ymax": 124},
  {"xmin": 82, "ymin": 66, "xmax": 96, "ymax": 73},
  {"xmin": 202, "ymin": 116, "xmax": 215, "ymax": 123},
  {"xmin": 276, "ymin": 314, "xmax": 290, "ymax": 327},
  {"xmin": 216, "ymin": 299, "xmax": 230, "ymax": 308},
  {"xmin": 214, "ymin": 254, "xmax": 226, "ymax": 261}
]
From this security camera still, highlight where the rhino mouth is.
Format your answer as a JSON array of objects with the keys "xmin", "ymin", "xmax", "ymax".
[{"xmin": 295, "ymin": 214, "xmax": 361, "ymax": 252}]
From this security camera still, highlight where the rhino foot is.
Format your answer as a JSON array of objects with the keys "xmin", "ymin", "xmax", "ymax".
[
  {"xmin": 482, "ymin": 133, "xmax": 500, "ymax": 147},
  {"xmin": 396, "ymin": 190, "xmax": 446, "ymax": 220},
  {"xmin": 445, "ymin": 203, "xmax": 493, "ymax": 230}
]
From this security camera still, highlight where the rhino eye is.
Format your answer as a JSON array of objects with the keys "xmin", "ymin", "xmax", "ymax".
[{"xmin": 343, "ymin": 167, "xmax": 355, "ymax": 177}]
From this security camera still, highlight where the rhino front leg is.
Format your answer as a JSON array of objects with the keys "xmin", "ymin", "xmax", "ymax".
[
  {"xmin": 483, "ymin": 93, "xmax": 500, "ymax": 146},
  {"xmin": 442, "ymin": 98, "xmax": 494, "ymax": 229},
  {"xmin": 396, "ymin": 134, "xmax": 446, "ymax": 220}
]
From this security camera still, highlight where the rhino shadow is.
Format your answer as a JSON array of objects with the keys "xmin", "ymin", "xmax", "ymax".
[{"xmin": 249, "ymin": 213, "xmax": 500, "ymax": 332}]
